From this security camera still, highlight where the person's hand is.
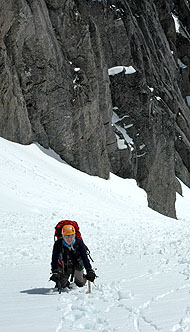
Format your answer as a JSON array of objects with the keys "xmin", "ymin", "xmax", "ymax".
[
  {"xmin": 50, "ymin": 269, "xmax": 60, "ymax": 282},
  {"xmin": 50, "ymin": 270, "xmax": 69, "ymax": 288},
  {"xmin": 86, "ymin": 268, "xmax": 96, "ymax": 282},
  {"xmin": 60, "ymin": 277, "xmax": 69, "ymax": 288}
]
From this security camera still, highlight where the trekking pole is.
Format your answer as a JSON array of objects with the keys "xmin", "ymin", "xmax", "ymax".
[{"xmin": 88, "ymin": 280, "xmax": 92, "ymax": 294}]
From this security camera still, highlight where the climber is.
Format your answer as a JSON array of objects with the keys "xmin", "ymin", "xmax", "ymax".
[{"xmin": 50, "ymin": 224, "xmax": 96, "ymax": 289}]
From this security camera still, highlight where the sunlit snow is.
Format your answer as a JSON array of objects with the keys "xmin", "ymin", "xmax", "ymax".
[
  {"xmin": 112, "ymin": 112, "xmax": 134, "ymax": 150},
  {"xmin": 108, "ymin": 66, "xmax": 136, "ymax": 76},
  {"xmin": 172, "ymin": 13, "xmax": 180, "ymax": 33},
  {"xmin": 1, "ymin": 137, "xmax": 190, "ymax": 332}
]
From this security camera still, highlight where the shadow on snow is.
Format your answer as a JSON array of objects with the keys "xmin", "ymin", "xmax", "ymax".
[{"xmin": 20, "ymin": 287, "xmax": 59, "ymax": 295}]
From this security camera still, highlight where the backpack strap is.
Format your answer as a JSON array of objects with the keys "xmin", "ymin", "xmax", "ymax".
[
  {"xmin": 70, "ymin": 239, "xmax": 80, "ymax": 282},
  {"xmin": 59, "ymin": 240, "xmax": 65, "ymax": 273}
]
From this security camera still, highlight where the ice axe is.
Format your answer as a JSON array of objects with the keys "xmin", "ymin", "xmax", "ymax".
[{"xmin": 88, "ymin": 280, "xmax": 92, "ymax": 293}]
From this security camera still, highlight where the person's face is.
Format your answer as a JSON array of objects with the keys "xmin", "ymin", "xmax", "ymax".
[{"xmin": 63, "ymin": 234, "xmax": 76, "ymax": 245}]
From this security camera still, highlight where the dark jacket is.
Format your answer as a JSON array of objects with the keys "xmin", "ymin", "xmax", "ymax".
[{"xmin": 51, "ymin": 238, "xmax": 91, "ymax": 272}]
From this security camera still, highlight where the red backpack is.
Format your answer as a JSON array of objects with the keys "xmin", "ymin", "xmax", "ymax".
[{"xmin": 54, "ymin": 219, "xmax": 83, "ymax": 241}]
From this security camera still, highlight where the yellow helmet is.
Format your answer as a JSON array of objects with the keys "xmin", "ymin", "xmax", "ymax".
[{"xmin": 61, "ymin": 225, "xmax": 76, "ymax": 236}]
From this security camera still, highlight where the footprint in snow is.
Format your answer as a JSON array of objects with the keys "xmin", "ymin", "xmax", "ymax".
[{"xmin": 56, "ymin": 286, "xmax": 117, "ymax": 332}]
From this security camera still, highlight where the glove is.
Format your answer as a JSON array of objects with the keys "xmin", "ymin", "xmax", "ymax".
[
  {"xmin": 50, "ymin": 269, "xmax": 60, "ymax": 283},
  {"xmin": 50, "ymin": 270, "xmax": 69, "ymax": 288},
  {"xmin": 60, "ymin": 277, "xmax": 69, "ymax": 288},
  {"xmin": 86, "ymin": 268, "xmax": 96, "ymax": 282}
]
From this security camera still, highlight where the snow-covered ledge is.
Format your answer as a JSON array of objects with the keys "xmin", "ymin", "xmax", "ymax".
[{"xmin": 108, "ymin": 66, "xmax": 136, "ymax": 76}]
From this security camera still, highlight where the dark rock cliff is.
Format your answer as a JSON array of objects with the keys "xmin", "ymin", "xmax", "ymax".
[{"xmin": 0, "ymin": 0, "xmax": 190, "ymax": 218}]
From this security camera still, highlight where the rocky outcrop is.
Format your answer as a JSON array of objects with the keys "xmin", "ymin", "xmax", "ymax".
[
  {"xmin": 0, "ymin": 0, "xmax": 190, "ymax": 218},
  {"xmin": 0, "ymin": 0, "xmax": 115, "ymax": 178},
  {"xmin": 155, "ymin": 0, "xmax": 190, "ymax": 189}
]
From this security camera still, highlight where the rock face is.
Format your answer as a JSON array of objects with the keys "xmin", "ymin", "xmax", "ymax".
[{"xmin": 0, "ymin": 0, "xmax": 190, "ymax": 218}]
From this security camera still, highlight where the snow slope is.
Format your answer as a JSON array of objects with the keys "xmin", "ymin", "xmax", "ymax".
[{"xmin": 1, "ymin": 137, "xmax": 190, "ymax": 332}]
